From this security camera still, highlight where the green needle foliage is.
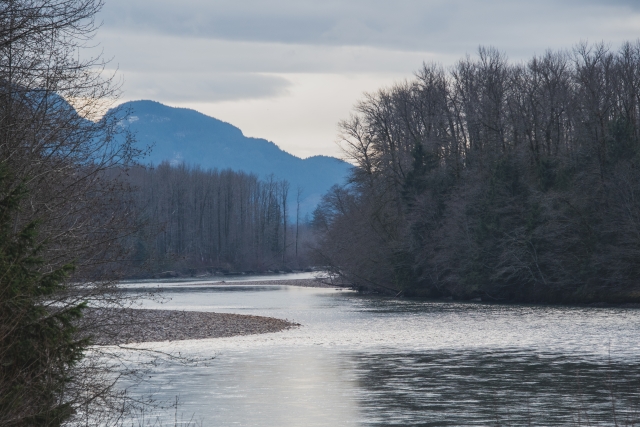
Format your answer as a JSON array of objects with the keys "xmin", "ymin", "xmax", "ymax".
[{"xmin": 0, "ymin": 171, "xmax": 89, "ymax": 427}]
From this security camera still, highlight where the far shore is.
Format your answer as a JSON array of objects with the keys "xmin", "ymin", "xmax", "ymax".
[{"xmin": 183, "ymin": 278, "xmax": 338, "ymax": 288}]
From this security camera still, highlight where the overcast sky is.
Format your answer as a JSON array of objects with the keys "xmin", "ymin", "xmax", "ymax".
[{"xmin": 95, "ymin": 0, "xmax": 640, "ymax": 158}]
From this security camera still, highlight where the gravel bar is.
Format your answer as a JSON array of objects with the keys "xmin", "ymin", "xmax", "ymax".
[
  {"xmin": 83, "ymin": 278, "xmax": 345, "ymax": 346},
  {"xmin": 85, "ymin": 308, "xmax": 300, "ymax": 346}
]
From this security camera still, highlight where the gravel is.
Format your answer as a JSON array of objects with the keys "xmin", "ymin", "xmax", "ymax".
[
  {"xmin": 83, "ymin": 308, "xmax": 299, "ymax": 346},
  {"xmin": 81, "ymin": 278, "xmax": 346, "ymax": 346},
  {"xmin": 80, "ymin": 279, "xmax": 344, "ymax": 345}
]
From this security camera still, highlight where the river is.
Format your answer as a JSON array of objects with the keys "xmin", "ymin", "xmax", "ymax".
[{"xmin": 120, "ymin": 274, "xmax": 640, "ymax": 426}]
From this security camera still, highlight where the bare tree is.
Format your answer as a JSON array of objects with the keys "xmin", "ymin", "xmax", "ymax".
[
  {"xmin": 0, "ymin": 1, "xmax": 149, "ymax": 425},
  {"xmin": 316, "ymin": 42, "xmax": 640, "ymax": 303},
  {"xmin": 126, "ymin": 163, "xmax": 300, "ymax": 274},
  {"xmin": 295, "ymin": 186, "xmax": 303, "ymax": 262},
  {"xmin": 280, "ymin": 180, "xmax": 289, "ymax": 266}
]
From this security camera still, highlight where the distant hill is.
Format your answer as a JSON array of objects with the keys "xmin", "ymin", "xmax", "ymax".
[{"xmin": 113, "ymin": 100, "xmax": 352, "ymax": 216}]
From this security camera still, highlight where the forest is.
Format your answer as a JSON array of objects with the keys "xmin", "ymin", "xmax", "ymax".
[
  {"xmin": 312, "ymin": 42, "xmax": 640, "ymax": 303},
  {"xmin": 125, "ymin": 163, "xmax": 312, "ymax": 276}
]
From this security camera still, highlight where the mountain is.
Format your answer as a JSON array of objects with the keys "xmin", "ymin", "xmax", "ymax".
[{"xmin": 114, "ymin": 100, "xmax": 352, "ymax": 216}]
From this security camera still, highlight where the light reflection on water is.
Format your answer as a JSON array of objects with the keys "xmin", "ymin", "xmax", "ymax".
[
  {"xmin": 123, "ymin": 284, "xmax": 640, "ymax": 426},
  {"xmin": 119, "ymin": 272, "xmax": 322, "ymax": 289}
]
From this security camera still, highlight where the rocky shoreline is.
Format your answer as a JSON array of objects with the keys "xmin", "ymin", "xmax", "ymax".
[
  {"xmin": 82, "ymin": 279, "xmax": 346, "ymax": 346},
  {"xmin": 84, "ymin": 308, "xmax": 300, "ymax": 346}
]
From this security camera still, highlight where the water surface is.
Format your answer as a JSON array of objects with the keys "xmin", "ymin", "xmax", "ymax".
[{"xmin": 122, "ymin": 282, "xmax": 640, "ymax": 426}]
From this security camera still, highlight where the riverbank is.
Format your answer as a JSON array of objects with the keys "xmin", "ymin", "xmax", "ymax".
[
  {"xmin": 83, "ymin": 278, "xmax": 345, "ymax": 345},
  {"xmin": 84, "ymin": 308, "xmax": 300, "ymax": 345}
]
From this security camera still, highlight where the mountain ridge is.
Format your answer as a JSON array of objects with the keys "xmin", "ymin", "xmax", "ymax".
[{"xmin": 113, "ymin": 100, "xmax": 351, "ymax": 216}]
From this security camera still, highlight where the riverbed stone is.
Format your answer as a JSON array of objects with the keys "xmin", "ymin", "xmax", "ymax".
[{"xmin": 83, "ymin": 308, "xmax": 300, "ymax": 345}]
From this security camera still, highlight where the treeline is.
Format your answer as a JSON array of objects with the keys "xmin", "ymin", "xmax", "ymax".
[
  {"xmin": 313, "ymin": 42, "xmax": 640, "ymax": 303},
  {"xmin": 127, "ymin": 163, "xmax": 312, "ymax": 275}
]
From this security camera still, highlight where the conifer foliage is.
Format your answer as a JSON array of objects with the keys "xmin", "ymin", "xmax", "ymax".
[
  {"xmin": 0, "ymin": 173, "xmax": 87, "ymax": 427},
  {"xmin": 0, "ymin": 0, "xmax": 140, "ymax": 425}
]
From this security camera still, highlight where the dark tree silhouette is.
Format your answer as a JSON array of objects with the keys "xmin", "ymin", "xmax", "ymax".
[{"xmin": 314, "ymin": 42, "xmax": 640, "ymax": 303}]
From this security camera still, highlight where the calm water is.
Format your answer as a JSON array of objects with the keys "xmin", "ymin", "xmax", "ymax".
[{"xmin": 119, "ymin": 279, "xmax": 640, "ymax": 426}]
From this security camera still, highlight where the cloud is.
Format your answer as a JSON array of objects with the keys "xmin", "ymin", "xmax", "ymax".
[
  {"xmin": 118, "ymin": 71, "xmax": 291, "ymax": 102},
  {"xmin": 175, "ymin": 73, "xmax": 412, "ymax": 159},
  {"xmin": 99, "ymin": 0, "xmax": 640, "ymax": 54},
  {"xmin": 97, "ymin": 30, "xmax": 444, "ymax": 75}
]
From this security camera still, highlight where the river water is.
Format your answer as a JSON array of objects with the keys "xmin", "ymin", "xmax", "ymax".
[{"xmin": 121, "ymin": 275, "xmax": 640, "ymax": 426}]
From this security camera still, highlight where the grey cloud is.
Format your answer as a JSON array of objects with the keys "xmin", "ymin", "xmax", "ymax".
[
  {"xmin": 97, "ymin": 31, "xmax": 439, "ymax": 74},
  {"xmin": 569, "ymin": 0, "xmax": 640, "ymax": 9},
  {"xmin": 99, "ymin": 0, "xmax": 640, "ymax": 54},
  {"xmin": 93, "ymin": 0, "xmax": 640, "ymax": 107},
  {"xmin": 99, "ymin": 0, "xmax": 458, "ymax": 49},
  {"xmin": 119, "ymin": 72, "xmax": 291, "ymax": 102}
]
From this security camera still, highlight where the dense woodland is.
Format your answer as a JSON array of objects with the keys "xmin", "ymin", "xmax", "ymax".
[
  {"xmin": 126, "ymin": 163, "xmax": 312, "ymax": 275},
  {"xmin": 313, "ymin": 42, "xmax": 640, "ymax": 303}
]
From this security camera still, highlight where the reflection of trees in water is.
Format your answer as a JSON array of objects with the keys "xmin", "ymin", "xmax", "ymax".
[{"xmin": 351, "ymin": 351, "xmax": 640, "ymax": 426}]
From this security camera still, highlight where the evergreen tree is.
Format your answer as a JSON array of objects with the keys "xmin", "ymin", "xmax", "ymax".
[{"xmin": 0, "ymin": 171, "xmax": 87, "ymax": 427}]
